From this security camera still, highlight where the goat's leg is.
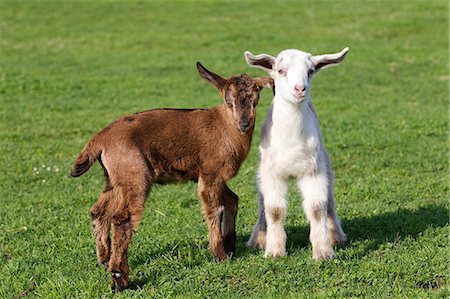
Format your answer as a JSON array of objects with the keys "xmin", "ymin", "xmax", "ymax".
[
  {"xmin": 247, "ymin": 191, "xmax": 267, "ymax": 250},
  {"xmin": 90, "ymin": 189, "xmax": 113, "ymax": 268},
  {"xmin": 259, "ymin": 167, "xmax": 288, "ymax": 258},
  {"xmin": 198, "ymin": 175, "xmax": 227, "ymax": 261},
  {"xmin": 327, "ymin": 186, "xmax": 346, "ymax": 246},
  {"xmin": 323, "ymin": 153, "xmax": 346, "ymax": 245},
  {"xmin": 222, "ymin": 184, "xmax": 238, "ymax": 256},
  {"xmin": 298, "ymin": 174, "xmax": 335, "ymax": 260},
  {"xmin": 108, "ymin": 184, "xmax": 149, "ymax": 291}
]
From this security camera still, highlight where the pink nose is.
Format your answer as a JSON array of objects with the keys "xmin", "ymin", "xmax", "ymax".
[{"xmin": 294, "ymin": 85, "xmax": 306, "ymax": 93}]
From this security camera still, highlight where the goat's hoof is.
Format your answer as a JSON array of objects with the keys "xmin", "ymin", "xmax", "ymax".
[
  {"xmin": 330, "ymin": 232, "xmax": 347, "ymax": 246},
  {"xmin": 102, "ymin": 261, "xmax": 109, "ymax": 269},
  {"xmin": 111, "ymin": 281, "xmax": 126, "ymax": 293},
  {"xmin": 110, "ymin": 273, "xmax": 129, "ymax": 292},
  {"xmin": 215, "ymin": 254, "xmax": 227, "ymax": 261},
  {"xmin": 264, "ymin": 248, "xmax": 286, "ymax": 258},
  {"xmin": 224, "ymin": 249, "xmax": 236, "ymax": 259},
  {"xmin": 223, "ymin": 241, "xmax": 236, "ymax": 257},
  {"xmin": 247, "ymin": 230, "xmax": 266, "ymax": 250},
  {"xmin": 312, "ymin": 248, "xmax": 336, "ymax": 261},
  {"xmin": 212, "ymin": 250, "xmax": 228, "ymax": 261}
]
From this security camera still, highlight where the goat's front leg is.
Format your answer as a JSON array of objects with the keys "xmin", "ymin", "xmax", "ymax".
[
  {"xmin": 298, "ymin": 174, "xmax": 335, "ymax": 260},
  {"xmin": 198, "ymin": 175, "xmax": 227, "ymax": 261},
  {"xmin": 259, "ymin": 167, "xmax": 289, "ymax": 258},
  {"xmin": 222, "ymin": 184, "xmax": 238, "ymax": 256}
]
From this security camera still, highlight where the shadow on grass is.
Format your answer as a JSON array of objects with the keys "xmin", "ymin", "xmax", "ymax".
[
  {"xmin": 238, "ymin": 204, "xmax": 449, "ymax": 256},
  {"xmin": 127, "ymin": 204, "xmax": 448, "ymax": 291},
  {"xmin": 339, "ymin": 204, "xmax": 449, "ymax": 254}
]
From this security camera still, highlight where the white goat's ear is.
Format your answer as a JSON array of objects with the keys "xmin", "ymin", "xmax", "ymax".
[
  {"xmin": 197, "ymin": 62, "xmax": 227, "ymax": 91},
  {"xmin": 244, "ymin": 51, "xmax": 275, "ymax": 72},
  {"xmin": 313, "ymin": 47, "xmax": 349, "ymax": 71}
]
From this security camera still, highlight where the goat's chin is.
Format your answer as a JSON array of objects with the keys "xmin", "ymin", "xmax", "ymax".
[
  {"xmin": 292, "ymin": 93, "xmax": 307, "ymax": 102},
  {"xmin": 278, "ymin": 92, "xmax": 305, "ymax": 105},
  {"xmin": 285, "ymin": 97, "xmax": 305, "ymax": 105}
]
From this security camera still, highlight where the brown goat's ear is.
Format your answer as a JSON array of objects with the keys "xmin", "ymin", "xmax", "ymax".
[
  {"xmin": 256, "ymin": 77, "xmax": 274, "ymax": 89},
  {"xmin": 197, "ymin": 62, "xmax": 227, "ymax": 91}
]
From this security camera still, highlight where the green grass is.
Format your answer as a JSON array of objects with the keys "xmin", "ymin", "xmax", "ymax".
[{"xmin": 0, "ymin": 0, "xmax": 448, "ymax": 298}]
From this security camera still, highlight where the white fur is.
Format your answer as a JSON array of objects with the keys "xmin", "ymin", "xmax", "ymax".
[{"xmin": 245, "ymin": 48, "xmax": 349, "ymax": 260}]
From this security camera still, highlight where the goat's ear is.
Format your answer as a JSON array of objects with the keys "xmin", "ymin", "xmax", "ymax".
[
  {"xmin": 312, "ymin": 47, "xmax": 349, "ymax": 71},
  {"xmin": 244, "ymin": 51, "xmax": 275, "ymax": 72},
  {"xmin": 256, "ymin": 77, "xmax": 274, "ymax": 89},
  {"xmin": 196, "ymin": 62, "xmax": 227, "ymax": 91}
]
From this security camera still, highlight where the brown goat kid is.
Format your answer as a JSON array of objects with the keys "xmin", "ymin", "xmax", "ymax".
[{"xmin": 70, "ymin": 62, "xmax": 273, "ymax": 291}]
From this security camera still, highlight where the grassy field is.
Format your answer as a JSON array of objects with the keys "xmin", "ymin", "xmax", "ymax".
[{"xmin": 0, "ymin": 0, "xmax": 448, "ymax": 298}]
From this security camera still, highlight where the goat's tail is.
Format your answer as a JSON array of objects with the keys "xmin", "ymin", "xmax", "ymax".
[{"xmin": 70, "ymin": 134, "xmax": 103, "ymax": 177}]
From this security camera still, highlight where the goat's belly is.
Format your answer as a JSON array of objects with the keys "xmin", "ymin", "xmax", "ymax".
[
  {"xmin": 153, "ymin": 160, "xmax": 199, "ymax": 184},
  {"xmin": 149, "ymin": 151, "xmax": 200, "ymax": 184},
  {"xmin": 265, "ymin": 150, "xmax": 318, "ymax": 178},
  {"xmin": 155, "ymin": 169, "xmax": 198, "ymax": 184}
]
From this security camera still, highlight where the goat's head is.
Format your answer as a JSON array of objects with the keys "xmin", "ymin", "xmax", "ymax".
[
  {"xmin": 197, "ymin": 62, "xmax": 273, "ymax": 134},
  {"xmin": 244, "ymin": 47, "xmax": 349, "ymax": 104}
]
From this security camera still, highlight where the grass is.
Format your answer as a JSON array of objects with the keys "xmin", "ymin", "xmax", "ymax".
[{"xmin": 0, "ymin": 0, "xmax": 448, "ymax": 298}]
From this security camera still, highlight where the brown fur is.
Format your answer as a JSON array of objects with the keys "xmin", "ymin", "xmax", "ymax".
[
  {"xmin": 269, "ymin": 207, "xmax": 283, "ymax": 223},
  {"xmin": 70, "ymin": 62, "xmax": 273, "ymax": 291}
]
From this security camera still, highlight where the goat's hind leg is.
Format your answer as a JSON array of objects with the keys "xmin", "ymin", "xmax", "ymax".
[
  {"xmin": 327, "ymin": 187, "xmax": 346, "ymax": 246},
  {"xmin": 90, "ymin": 186, "xmax": 113, "ymax": 268},
  {"xmin": 222, "ymin": 184, "xmax": 238, "ymax": 256},
  {"xmin": 247, "ymin": 191, "xmax": 267, "ymax": 250},
  {"xmin": 108, "ymin": 179, "xmax": 150, "ymax": 291}
]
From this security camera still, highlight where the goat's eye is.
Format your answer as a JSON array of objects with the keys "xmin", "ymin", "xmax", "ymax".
[
  {"xmin": 278, "ymin": 69, "xmax": 286, "ymax": 76},
  {"xmin": 308, "ymin": 69, "xmax": 314, "ymax": 77},
  {"xmin": 225, "ymin": 92, "xmax": 234, "ymax": 107}
]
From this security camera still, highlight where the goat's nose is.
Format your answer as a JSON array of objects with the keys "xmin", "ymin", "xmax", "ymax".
[
  {"xmin": 239, "ymin": 119, "xmax": 250, "ymax": 128},
  {"xmin": 294, "ymin": 85, "xmax": 306, "ymax": 93}
]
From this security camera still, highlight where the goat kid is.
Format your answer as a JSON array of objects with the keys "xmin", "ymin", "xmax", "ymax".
[
  {"xmin": 244, "ymin": 48, "xmax": 348, "ymax": 260},
  {"xmin": 70, "ymin": 62, "xmax": 273, "ymax": 291}
]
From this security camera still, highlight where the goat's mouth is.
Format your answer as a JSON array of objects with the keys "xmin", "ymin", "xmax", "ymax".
[
  {"xmin": 239, "ymin": 127, "xmax": 249, "ymax": 134},
  {"xmin": 238, "ymin": 119, "xmax": 252, "ymax": 134},
  {"xmin": 238, "ymin": 125, "xmax": 251, "ymax": 134},
  {"xmin": 292, "ymin": 93, "xmax": 306, "ymax": 101}
]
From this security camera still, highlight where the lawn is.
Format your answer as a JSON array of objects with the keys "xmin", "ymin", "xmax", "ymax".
[{"xmin": 0, "ymin": 0, "xmax": 448, "ymax": 298}]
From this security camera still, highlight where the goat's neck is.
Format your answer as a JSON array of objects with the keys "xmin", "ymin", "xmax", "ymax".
[
  {"xmin": 272, "ymin": 94, "xmax": 311, "ymax": 133},
  {"xmin": 215, "ymin": 105, "xmax": 253, "ymax": 147}
]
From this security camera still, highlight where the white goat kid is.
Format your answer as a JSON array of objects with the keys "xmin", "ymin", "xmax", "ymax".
[{"xmin": 245, "ymin": 47, "xmax": 349, "ymax": 260}]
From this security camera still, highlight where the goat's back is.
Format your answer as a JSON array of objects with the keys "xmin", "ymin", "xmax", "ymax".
[{"xmin": 92, "ymin": 106, "xmax": 252, "ymax": 183}]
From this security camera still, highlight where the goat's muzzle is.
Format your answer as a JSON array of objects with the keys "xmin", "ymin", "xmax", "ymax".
[{"xmin": 239, "ymin": 119, "xmax": 251, "ymax": 134}]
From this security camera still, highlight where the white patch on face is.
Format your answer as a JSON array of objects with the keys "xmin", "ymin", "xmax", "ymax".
[{"xmin": 272, "ymin": 50, "xmax": 315, "ymax": 104}]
